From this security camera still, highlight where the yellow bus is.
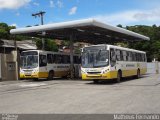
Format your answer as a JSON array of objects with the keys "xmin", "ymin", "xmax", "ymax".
[
  {"xmin": 20, "ymin": 50, "xmax": 80, "ymax": 80},
  {"xmin": 81, "ymin": 44, "xmax": 147, "ymax": 83}
]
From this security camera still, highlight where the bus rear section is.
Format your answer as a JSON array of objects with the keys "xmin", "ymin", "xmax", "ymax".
[{"xmin": 81, "ymin": 44, "xmax": 147, "ymax": 83}]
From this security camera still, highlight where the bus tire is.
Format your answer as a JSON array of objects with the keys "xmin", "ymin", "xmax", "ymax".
[
  {"xmin": 117, "ymin": 70, "xmax": 122, "ymax": 83},
  {"xmin": 48, "ymin": 71, "xmax": 54, "ymax": 80},
  {"xmin": 136, "ymin": 69, "xmax": 140, "ymax": 79}
]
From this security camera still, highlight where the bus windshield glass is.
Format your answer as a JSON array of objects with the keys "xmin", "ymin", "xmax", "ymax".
[
  {"xmin": 20, "ymin": 51, "xmax": 38, "ymax": 69},
  {"xmin": 82, "ymin": 47, "xmax": 109, "ymax": 68}
]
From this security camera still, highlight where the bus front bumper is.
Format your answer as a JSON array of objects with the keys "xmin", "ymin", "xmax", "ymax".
[
  {"xmin": 20, "ymin": 73, "xmax": 39, "ymax": 79},
  {"xmin": 81, "ymin": 71, "xmax": 117, "ymax": 80}
]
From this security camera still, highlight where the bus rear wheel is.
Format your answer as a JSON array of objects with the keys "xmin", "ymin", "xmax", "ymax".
[
  {"xmin": 136, "ymin": 69, "xmax": 140, "ymax": 79},
  {"xmin": 117, "ymin": 71, "xmax": 122, "ymax": 83},
  {"xmin": 48, "ymin": 71, "xmax": 54, "ymax": 80}
]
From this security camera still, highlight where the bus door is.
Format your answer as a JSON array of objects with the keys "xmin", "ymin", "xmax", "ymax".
[
  {"xmin": 39, "ymin": 53, "xmax": 48, "ymax": 78},
  {"xmin": 110, "ymin": 48, "xmax": 116, "ymax": 70}
]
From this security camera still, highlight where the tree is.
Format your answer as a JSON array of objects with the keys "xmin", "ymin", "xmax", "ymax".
[
  {"xmin": 126, "ymin": 25, "xmax": 160, "ymax": 61},
  {"xmin": 117, "ymin": 24, "xmax": 123, "ymax": 28},
  {"xmin": 36, "ymin": 38, "xmax": 58, "ymax": 52},
  {"xmin": 0, "ymin": 23, "xmax": 10, "ymax": 39}
]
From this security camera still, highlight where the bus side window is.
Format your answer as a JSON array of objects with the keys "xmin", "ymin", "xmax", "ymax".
[
  {"xmin": 78, "ymin": 56, "xmax": 81, "ymax": 64},
  {"xmin": 140, "ymin": 54, "xmax": 143, "ymax": 62},
  {"xmin": 110, "ymin": 48, "xmax": 116, "ymax": 67},
  {"xmin": 132, "ymin": 52, "xmax": 136, "ymax": 61},
  {"xmin": 137, "ymin": 53, "xmax": 141, "ymax": 62},
  {"xmin": 144, "ymin": 54, "xmax": 147, "ymax": 62},
  {"xmin": 39, "ymin": 55, "xmax": 47, "ymax": 67},
  {"xmin": 47, "ymin": 54, "xmax": 53, "ymax": 64},
  {"xmin": 54, "ymin": 54, "xmax": 59, "ymax": 63},
  {"xmin": 116, "ymin": 49, "xmax": 121, "ymax": 61},
  {"xmin": 126, "ymin": 52, "xmax": 129, "ymax": 61},
  {"xmin": 135, "ymin": 53, "xmax": 138, "ymax": 61},
  {"xmin": 120, "ymin": 50, "xmax": 124, "ymax": 61},
  {"xmin": 67, "ymin": 55, "xmax": 70, "ymax": 63},
  {"xmin": 62, "ymin": 55, "xmax": 67, "ymax": 64},
  {"xmin": 57, "ymin": 55, "xmax": 62, "ymax": 64},
  {"xmin": 129, "ymin": 52, "xmax": 133, "ymax": 61},
  {"xmin": 62, "ymin": 55, "xmax": 70, "ymax": 64},
  {"xmin": 123, "ymin": 51, "xmax": 127, "ymax": 61},
  {"xmin": 74, "ymin": 56, "xmax": 79, "ymax": 64},
  {"xmin": 144, "ymin": 54, "xmax": 146, "ymax": 62}
]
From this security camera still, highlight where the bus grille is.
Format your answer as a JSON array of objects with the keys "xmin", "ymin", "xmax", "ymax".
[
  {"xmin": 87, "ymin": 72, "xmax": 101, "ymax": 74},
  {"xmin": 23, "ymin": 70, "xmax": 33, "ymax": 72}
]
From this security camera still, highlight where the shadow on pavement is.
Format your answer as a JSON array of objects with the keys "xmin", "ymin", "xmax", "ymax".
[
  {"xmin": 86, "ymin": 75, "xmax": 150, "ymax": 85},
  {"xmin": 20, "ymin": 77, "xmax": 82, "ymax": 83}
]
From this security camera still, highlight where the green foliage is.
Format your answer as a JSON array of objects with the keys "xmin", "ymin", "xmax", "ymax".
[
  {"xmin": 126, "ymin": 25, "xmax": 160, "ymax": 61},
  {"xmin": 36, "ymin": 38, "xmax": 58, "ymax": 52},
  {"xmin": 117, "ymin": 24, "xmax": 123, "ymax": 28},
  {"xmin": 44, "ymin": 39, "xmax": 58, "ymax": 52},
  {"xmin": 114, "ymin": 42, "xmax": 129, "ymax": 48},
  {"xmin": 0, "ymin": 23, "xmax": 9, "ymax": 39},
  {"xmin": 61, "ymin": 40, "xmax": 70, "ymax": 46},
  {"xmin": 74, "ymin": 47, "xmax": 81, "ymax": 54}
]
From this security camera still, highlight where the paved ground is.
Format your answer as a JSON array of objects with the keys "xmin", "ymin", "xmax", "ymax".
[{"xmin": 0, "ymin": 74, "xmax": 160, "ymax": 114}]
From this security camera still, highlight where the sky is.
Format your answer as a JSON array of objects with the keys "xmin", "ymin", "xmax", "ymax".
[{"xmin": 0, "ymin": 0, "xmax": 160, "ymax": 28}]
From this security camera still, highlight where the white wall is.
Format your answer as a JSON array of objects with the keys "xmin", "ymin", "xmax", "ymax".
[{"xmin": 147, "ymin": 62, "xmax": 160, "ymax": 74}]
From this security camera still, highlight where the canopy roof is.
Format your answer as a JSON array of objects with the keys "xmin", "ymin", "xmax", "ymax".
[{"xmin": 10, "ymin": 18, "xmax": 150, "ymax": 43}]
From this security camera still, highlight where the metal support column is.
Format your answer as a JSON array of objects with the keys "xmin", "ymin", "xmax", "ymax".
[
  {"xmin": 14, "ymin": 35, "xmax": 19, "ymax": 80},
  {"xmin": 70, "ymin": 34, "xmax": 74, "ymax": 79},
  {"xmin": 42, "ymin": 31, "xmax": 46, "ymax": 50}
]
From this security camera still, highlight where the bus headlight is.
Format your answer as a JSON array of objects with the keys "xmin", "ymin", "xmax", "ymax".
[
  {"xmin": 81, "ymin": 69, "xmax": 86, "ymax": 73},
  {"xmin": 20, "ymin": 69, "xmax": 24, "ymax": 73},
  {"xmin": 102, "ymin": 69, "xmax": 109, "ymax": 74},
  {"xmin": 33, "ymin": 68, "xmax": 38, "ymax": 72}
]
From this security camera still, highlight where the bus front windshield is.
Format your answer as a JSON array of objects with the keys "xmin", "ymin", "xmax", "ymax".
[
  {"xmin": 82, "ymin": 48, "xmax": 109, "ymax": 68},
  {"xmin": 20, "ymin": 51, "xmax": 38, "ymax": 69}
]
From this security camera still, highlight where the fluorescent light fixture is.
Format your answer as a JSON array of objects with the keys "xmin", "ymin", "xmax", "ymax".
[
  {"xmin": 77, "ymin": 29, "xmax": 85, "ymax": 32},
  {"xmin": 94, "ymin": 33, "xmax": 101, "ymax": 35}
]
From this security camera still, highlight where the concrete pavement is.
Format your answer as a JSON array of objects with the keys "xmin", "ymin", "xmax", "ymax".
[{"xmin": 0, "ymin": 74, "xmax": 160, "ymax": 114}]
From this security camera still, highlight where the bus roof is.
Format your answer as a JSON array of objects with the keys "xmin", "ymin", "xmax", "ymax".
[
  {"xmin": 82, "ymin": 44, "xmax": 146, "ymax": 53},
  {"xmin": 10, "ymin": 18, "xmax": 149, "ymax": 43},
  {"xmin": 21, "ymin": 50, "xmax": 80, "ymax": 56}
]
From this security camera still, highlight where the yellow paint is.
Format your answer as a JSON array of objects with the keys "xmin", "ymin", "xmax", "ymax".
[
  {"xmin": 20, "ymin": 70, "xmax": 70, "ymax": 79},
  {"xmin": 141, "ymin": 68, "xmax": 147, "ymax": 74},
  {"xmin": 20, "ymin": 72, "xmax": 48, "ymax": 79},
  {"xmin": 82, "ymin": 68, "xmax": 147, "ymax": 80},
  {"xmin": 122, "ymin": 69, "xmax": 137, "ymax": 77},
  {"xmin": 82, "ymin": 71, "xmax": 117, "ymax": 80},
  {"xmin": 38, "ymin": 72, "xmax": 48, "ymax": 78}
]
